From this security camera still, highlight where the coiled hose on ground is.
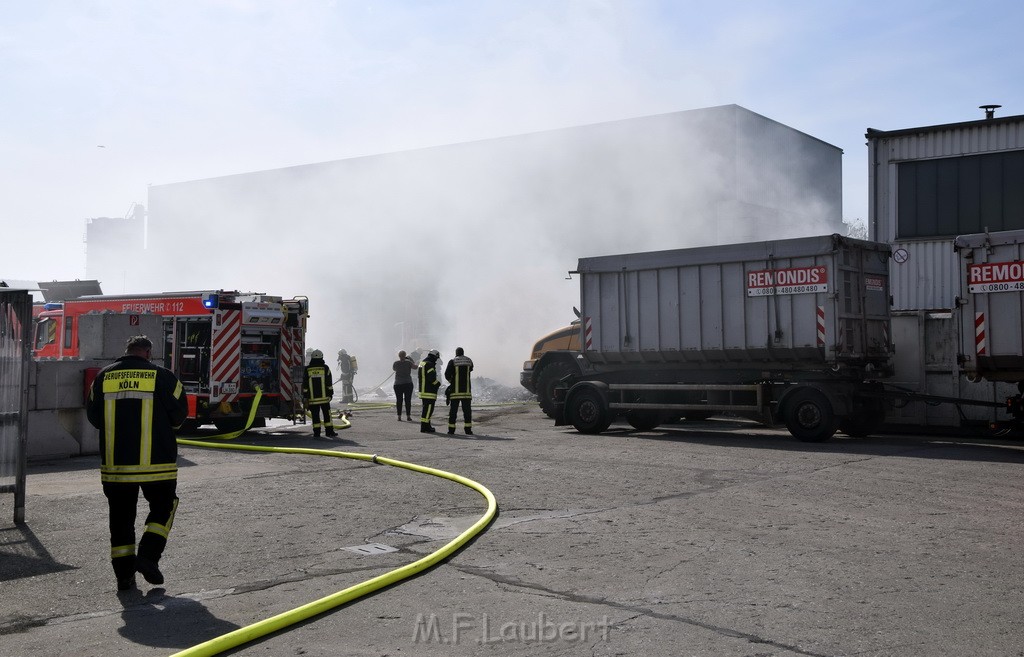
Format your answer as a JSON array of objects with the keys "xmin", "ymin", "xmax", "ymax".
[{"xmin": 168, "ymin": 391, "xmax": 497, "ymax": 657}]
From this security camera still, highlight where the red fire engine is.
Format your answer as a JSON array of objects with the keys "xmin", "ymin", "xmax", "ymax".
[{"xmin": 33, "ymin": 290, "xmax": 309, "ymax": 431}]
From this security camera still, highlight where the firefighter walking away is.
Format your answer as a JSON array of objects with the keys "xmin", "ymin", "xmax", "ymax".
[
  {"xmin": 86, "ymin": 335, "xmax": 189, "ymax": 592},
  {"xmin": 304, "ymin": 349, "xmax": 338, "ymax": 439}
]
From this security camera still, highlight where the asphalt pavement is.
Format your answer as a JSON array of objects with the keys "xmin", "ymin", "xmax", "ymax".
[{"xmin": 2, "ymin": 402, "xmax": 1023, "ymax": 656}]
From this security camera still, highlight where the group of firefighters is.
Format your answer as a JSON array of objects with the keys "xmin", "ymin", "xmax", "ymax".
[{"xmin": 301, "ymin": 346, "xmax": 474, "ymax": 438}]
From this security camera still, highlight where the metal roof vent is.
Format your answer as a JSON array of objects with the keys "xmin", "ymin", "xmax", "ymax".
[{"xmin": 980, "ymin": 104, "xmax": 1001, "ymax": 119}]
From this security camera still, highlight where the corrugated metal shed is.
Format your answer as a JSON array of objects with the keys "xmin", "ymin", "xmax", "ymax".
[
  {"xmin": 867, "ymin": 111, "xmax": 1024, "ymax": 310},
  {"xmin": 866, "ymin": 110, "xmax": 1024, "ymax": 429}
]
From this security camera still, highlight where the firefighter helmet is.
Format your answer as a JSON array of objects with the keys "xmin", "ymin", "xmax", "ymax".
[
  {"xmin": 311, "ymin": 349, "xmax": 323, "ymax": 359},
  {"xmin": 428, "ymin": 349, "xmax": 440, "ymax": 358}
]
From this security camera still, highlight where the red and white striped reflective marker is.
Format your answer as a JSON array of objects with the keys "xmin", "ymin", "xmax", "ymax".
[
  {"xmin": 584, "ymin": 316, "xmax": 593, "ymax": 351},
  {"xmin": 280, "ymin": 327, "xmax": 301, "ymax": 402},
  {"xmin": 211, "ymin": 309, "xmax": 242, "ymax": 402},
  {"xmin": 975, "ymin": 312, "xmax": 987, "ymax": 355},
  {"xmin": 816, "ymin": 306, "xmax": 826, "ymax": 346}
]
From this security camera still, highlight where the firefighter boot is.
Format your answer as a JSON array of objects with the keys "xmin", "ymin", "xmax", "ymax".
[
  {"xmin": 136, "ymin": 557, "xmax": 164, "ymax": 586},
  {"xmin": 113, "ymin": 554, "xmax": 136, "ymax": 592}
]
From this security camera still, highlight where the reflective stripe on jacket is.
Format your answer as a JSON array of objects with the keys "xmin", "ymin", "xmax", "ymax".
[
  {"xmin": 445, "ymin": 355, "xmax": 474, "ymax": 399},
  {"xmin": 418, "ymin": 358, "xmax": 441, "ymax": 399},
  {"xmin": 86, "ymin": 355, "xmax": 188, "ymax": 484},
  {"xmin": 303, "ymin": 359, "xmax": 334, "ymax": 404}
]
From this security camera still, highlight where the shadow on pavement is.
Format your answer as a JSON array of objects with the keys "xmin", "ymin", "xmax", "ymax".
[
  {"xmin": 0, "ymin": 524, "xmax": 76, "ymax": 581},
  {"xmin": 446, "ymin": 433, "xmax": 514, "ymax": 441},
  {"xmin": 609, "ymin": 419, "xmax": 1024, "ymax": 464},
  {"xmin": 117, "ymin": 588, "xmax": 241, "ymax": 650}
]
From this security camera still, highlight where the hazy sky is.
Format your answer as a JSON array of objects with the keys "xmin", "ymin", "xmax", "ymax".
[
  {"xmin": 3, "ymin": 1, "xmax": 1022, "ymax": 385},
  {"xmin": 4, "ymin": 0, "xmax": 1021, "ymax": 277}
]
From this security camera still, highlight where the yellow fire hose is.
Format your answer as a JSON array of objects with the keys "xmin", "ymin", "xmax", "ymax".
[
  {"xmin": 171, "ymin": 392, "xmax": 497, "ymax": 657},
  {"xmin": 201, "ymin": 389, "xmax": 353, "ymax": 440}
]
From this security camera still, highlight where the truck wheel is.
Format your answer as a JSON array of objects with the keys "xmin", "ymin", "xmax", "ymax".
[
  {"xmin": 569, "ymin": 389, "xmax": 611, "ymax": 434},
  {"xmin": 537, "ymin": 361, "xmax": 576, "ymax": 418},
  {"xmin": 626, "ymin": 410, "xmax": 662, "ymax": 431},
  {"xmin": 784, "ymin": 388, "xmax": 837, "ymax": 442}
]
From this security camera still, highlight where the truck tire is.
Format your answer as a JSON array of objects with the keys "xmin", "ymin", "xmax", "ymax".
[
  {"xmin": 537, "ymin": 361, "xmax": 576, "ymax": 418},
  {"xmin": 568, "ymin": 388, "xmax": 611, "ymax": 434},
  {"xmin": 626, "ymin": 410, "xmax": 663, "ymax": 431},
  {"xmin": 784, "ymin": 388, "xmax": 837, "ymax": 442}
]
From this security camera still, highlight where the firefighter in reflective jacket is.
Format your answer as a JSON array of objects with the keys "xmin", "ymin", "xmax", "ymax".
[
  {"xmin": 303, "ymin": 349, "xmax": 338, "ymax": 439},
  {"xmin": 417, "ymin": 349, "xmax": 442, "ymax": 433},
  {"xmin": 86, "ymin": 335, "xmax": 188, "ymax": 591},
  {"xmin": 445, "ymin": 347, "xmax": 474, "ymax": 435}
]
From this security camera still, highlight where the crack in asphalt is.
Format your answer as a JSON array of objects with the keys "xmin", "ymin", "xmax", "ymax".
[{"xmin": 453, "ymin": 564, "xmax": 833, "ymax": 657}]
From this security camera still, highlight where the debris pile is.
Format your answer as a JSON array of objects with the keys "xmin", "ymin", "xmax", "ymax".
[
  {"xmin": 472, "ymin": 378, "xmax": 535, "ymax": 404},
  {"xmin": 355, "ymin": 378, "xmax": 534, "ymax": 405}
]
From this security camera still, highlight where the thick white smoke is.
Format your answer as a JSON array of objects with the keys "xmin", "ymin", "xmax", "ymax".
[{"xmin": 136, "ymin": 107, "xmax": 841, "ymax": 389}]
